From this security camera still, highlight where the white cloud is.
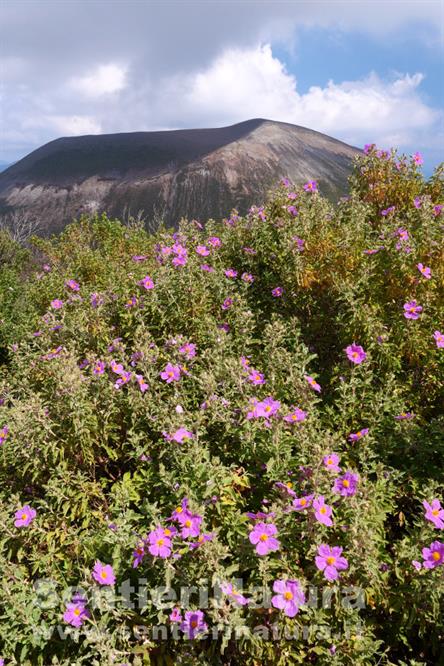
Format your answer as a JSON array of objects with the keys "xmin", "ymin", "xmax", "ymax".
[
  {"xmin": 25, "ymin": 115, "xmax": 102, "ymax": 136},
  {"xmin": 168, "ymin": 45, "xmax": 441, "ymax": 149},
  {"xmin": 69, "ymin": 64, "xmax": 127, "ymax": 97}
]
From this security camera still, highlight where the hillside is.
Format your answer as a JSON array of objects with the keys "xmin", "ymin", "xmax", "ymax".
[{"xmin": 0, "ymin": 119, "xmax": 359, "ymax": 234}]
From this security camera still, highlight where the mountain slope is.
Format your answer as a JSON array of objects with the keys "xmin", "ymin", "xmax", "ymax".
[{"xmin": 0, "ymin": 119, "xmax": 360, "ymax": 233}]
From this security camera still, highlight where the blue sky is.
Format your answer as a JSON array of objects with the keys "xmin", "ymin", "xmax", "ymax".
[{"xmin": 1, "ymin": 0, "xmax": 443, "ymax": 175}]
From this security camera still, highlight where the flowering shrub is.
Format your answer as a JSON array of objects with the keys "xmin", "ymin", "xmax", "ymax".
[{"xmin": 0, "ymin": 149, "xmax": 443, "ymax": 665}]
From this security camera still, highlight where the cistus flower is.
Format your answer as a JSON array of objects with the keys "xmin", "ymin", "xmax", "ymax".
[
  {"xmin": 284, "ymin": 407, "xmax": 307, "ymax": 424},
  {"xmin": 333, "ymin": 471, "xmax": 359, "ymax": 497},
  {"xmin": 423, "ymin": 500, "xmax": 444, "ymax": 529},
  {"xmin": 345, "ymin": 344, "xmax": 367, "ymax": 364},
  {"xmin": 271, "ymin": 286, "xmax": 283, "ymax": 297},
  {"xmin": 275, "ymin": 481, "xmax": 297, "ymax": 497},
  {"xmin": 403, "ymin": 300, "xmax": 422, "ymax": 320},
  {"xmin": 395, "ymin": 412, "xmax": 414, "ymax": 421},
  {"xmin": 207, "ymin": 236, "xmax": 221, "ymax": 248},
  {"xmin": 315, "ymin": 544, "xmax": 349, "ymax": 581},
  {"xmin": 287, "ymin": 205, "xmax": 298, "ymax": 216},
  {"xmin": 303, "ymin": 180, "xmax": 318, "ymax": 192},
  {"xmin": 195, "ymin": 245, "xmax": 210, "ymax": 256},
  {"xmin": 0, "ymin": 425, "xmax": 9, "ymax": 446},
  {"xmin": 323, "ymin": 454, "xmax": 341, "ymax": 473},
  {"xmin": 93, "ymin": 361, "xmax": 106, "ymax": 375},
  {"xmin": 433, "ymin": 331, "xmax": 444, "ymax": 348},
  {"xmin": 348, "ymin": 428, "xmax": 369, "ymax": 442},
  {"xmin": 412, "ymin": 151, "xmax": 424, "ymax": 165},
  {"xmin": 65, "ymin": 279, "xmax": 80, "ymax": 291},
  {"xmin": 148, "ymin": 526, "xmax": 172, "ymax": 558},
  {"xmin": 247, "ymin": 369, "xmax": 266, "ymax": 385},
  {"xmin": 169, "ymin": 607, "xmax": 182, "ymax": 623},
  {"xmin": 249, "ymin": 522, "xmax": 280, "ymax": 555},
  {"xmin": 313, "ymin": 496, "xmax": 334, "ymax": 526},
  {"xmin": 138, "ymin": 275, "xmax": 154, "ymax": 290},
  {"xmin": 200, "ymin": 264, "xmax": 214, "ymax": 272},
  {"xmin": 241, "ymin": 272, "xmax": 254, "ymax": 283},
  {"xmin": 220, "ymin": 582, "xmax": 249, "ymax": 605},
  {"xmin": 417, "ymin": 263, "xmax": 431, "ymax": 279},
  {"xmin": 224, "ymin": 268, "xmax": 238, "ymax": 279},
  {"xmin": 50, "ymin": 299, "xmax": 64, "ymax": 310},
  {"xmin": 114, "ymin": 371, "xmax": 132, "ymax": 389},
  {"xmin": 92, "ymin": 561, "xmax": 116, "ymax": 585},
  {"xmin": 132, "ymin": 542, "xmax": 146, "ymax": 568},
  {"xmin": 179, "ymin": 342, "xmax": 196, "ymax": 359},
  {"xmin": 110, "ymin": 360, "xmax": 124, "ymax": 375},
  {"xmin": 170, "ymin": 427, "xmax": 194, "ymax": 444},
  {"xmin": 422, "ymin": 541, "xmax": 444, "ymax": 569},
  {"xmin": 63, "ymin": 599, "xmax": 90, "ymax": 627},
  {"xmin": 188, "ymin": 532, "xmax": 214, "ymax": 550},
  {"xmin": 305, "ymin": 375, "xmax": 321, "ymax": 392},
  {"xmin": 292, "ymin": 494, "xmax": 314, "ymax": 511},
  {"xmin": 222, "ymin": 297, "xmax": 233, "ymax": 310},
  {"xmin": 180, "ymin": 610, "xmax": 208, "ymax": 639},
  {"xmin": 271, "ymin": 579, "xmax": 305, "ymax": 617},
  {"xmin": 135, "ymin": 374, "xmax": 149, "ymax": 392},
  {"xmin": 160, "ymin": 363, "xmax": 181, "ymax": 383},
  {"xmin": 14, "ymin": 505, "xmax": 36, "ymax": 527},
  {"xmin": 178, "ymin": 512, "xmax": 202, "ymax": 538},
  {"xmin": 247, "ymin": 396, "xmax": 281, "ymax": 420}
]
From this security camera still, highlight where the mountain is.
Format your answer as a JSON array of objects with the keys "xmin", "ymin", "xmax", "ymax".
[
  {"xmin": 0, "ymin": 119, "xmax": 360, "ymax": 234},
  {"xmin": 0, "ymin": 162, "xmax": 12, "ymax": 173}
]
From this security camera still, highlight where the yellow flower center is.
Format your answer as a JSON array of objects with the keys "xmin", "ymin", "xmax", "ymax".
[
  {"xmin": 320, "ymin": 507, "xmax": 326, "ymax": 514},
  {"xmin": 73, "ymin": 608, "xmax": 81, "ymax": 616},
  {"xmin": 259, "ymin": 533, "xmax": 269, "ymax": 542},
  {"xmin": 21, "ymin": 513, "xmax": 27, "ymax": 520},
  {"xmin": 176, "ymin": 507, "xmax": 183, "ymax": 513},
  {"xmin": 265, "ymin": 406, "xmax": 271, "ymax": 412},
  {"xmin": 342, "ymin": 480, "xmax": 350, "ymax": 488},
  {"xmin": 156, "ymin": 539, "xmax": 164, "ymax": 546},
  {"xmin": 284, "ymin": 591, "xmax": 293, "ymax": 600},
  {"xmin": 300, "ymin": 499, "xmax": 306, "ymax": 506},
  {"xmin": 352, "ymin": 352, "xmax": 358, "ymax": 359},
  {"xmin": 432, "ymin": 551, "xmax": 441, "ymax": 561},
  {"xmin": 185, "ymin": 519, "xmax": 192, "ymax": 528},
  {"xmin": 326, "ymin": 556, "xmax": 336, "ymax": 566},
  {"xmin": 100, "ymin": 571, "xmax": 107, "ymax": 579},
  {"xmin": 432, "ymin": 509, "xmax": 440, "ymax": 516},
  {"xmin": 191, "ymin": 620, "xmax": 198, "ymax": 628},
  {"xmin": 164, "ymin": 528, "xmax": 172, "ymax": 536}
]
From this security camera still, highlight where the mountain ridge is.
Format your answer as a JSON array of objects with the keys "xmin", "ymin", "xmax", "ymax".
[{"xmin": 0, "ymin": 119, "xmax": 361, "ymax": 234}]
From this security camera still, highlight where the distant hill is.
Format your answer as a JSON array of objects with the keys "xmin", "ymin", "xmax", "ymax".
[
  {"xmin": 0, "ymin": 162, "xmax": 12, "ymax": 173},
  {"xmin": 0, "ymin": 119, "xmax": 360, "ymax": 234}
]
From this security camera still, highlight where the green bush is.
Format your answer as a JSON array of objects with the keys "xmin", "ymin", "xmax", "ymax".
[{"xmin": 0, "ymin": 149, "xmax": 443, "ymax": 665}]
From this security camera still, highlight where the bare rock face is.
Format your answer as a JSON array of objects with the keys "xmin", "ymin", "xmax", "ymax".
[{"xmin": 0, "ymin": 119, "xmax": 360, "ymax": 234}]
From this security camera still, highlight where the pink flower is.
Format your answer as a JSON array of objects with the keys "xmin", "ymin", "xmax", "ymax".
[
  {"xmin": 412, "ymin": 151, "xmax": 424, "ymax": 165},
  {"xmin": 220, "ymin": 582, "xmax": 249, "ymax": 606},
  {"xmin": 148, "ymin": 527, "xmax": 172, "ymax": 558},
  {"xmin": 114, "ymin": 371, "xmax": 132, "ymax": 389},
  {"xmin": 138, "ymin": 275, "xmax": 155, "ymax": 290},
  {"xmin": 323, "ymin": 454, "xmax": 341, "ymax": 473},
  {"xmin": 271, "ymin": 579, "xmax": 305, "ymax": 617},
  {"xmin": 178, "ymin": 512, "xmax": 202, "ymax": 538},
  {"xmin": 247, "ymin": 370, "xmax": 266, "ymax": 385},
  {"xmin": 196, "ymin": 245, "xmax": 210, "ymax": 256},
  {"xmin": 422, "ymin": 541, "xmax": 444, "ymax": 569},
  {"xmin": 110, "ymin": 360, "xmax": 124, "ymax": 375},
  {"xmin": 433, "ymin": 331, "xmax": 444, "ymax": 348},
  {"xmin": 179, "ymin": 342, "xmax": 196, "ymax": 359},
  {"xmin": 135, "ymin": 374, "xmax": 149, "ymax": 392},
  {"xmin": 93, "ymin": 361, "xmax": 106, "ymax": 375},
  {"xmin": 423, "ymin": 499, "xmax": 444, "ymax": 529},
  {"xmin": 160, "ymin": 363, "xmax": 181, "ymax": 383},
  {"xmin": 417, "ymin": 263, "xmax": 431, "ymax": 279},
  {"xmin": 224, "ymin": 268, "xmax": 238, "ymax": 279},
  {"xmin": 180, "ymin": 610, "xmax": 208, "ymax": 639},
  {"xmin": 169, "ymin": 607, "xmax": 182, "ymax": 623},
  {"xmin": 241, "ymin": 272, "xmax": 254, "ymax": 283},
  {"xmin": 200, "ymin": 264, "xmax": 214, "ymax": 272},
  {"xmin": 247, "ymin": 396, "xmax": 281, "ymax": 420},
  {"xmin": 403, "ymin": 300, "xmax": 422, "ymax": 320},
  {"xmin": 348, "ymin": 428, "xmax": 369, "ymax": 442},
  {"xmin": 132, "ymin": 542, "xmax": 146, "ymax": 568},
  {"xmin": 303, "ymin": 180, "xmax": 318, "ymax": 192},
  {"xmin": 345, "ymin": 344, "xmax": 367, "ymax": 364},
  {"xmin": 271, "ymin": 286, "xmax": 283, "ymax": 297},
  {"xmin": 63, "ymin": 600, "xmax": 90, "ymax": 627},
  {"xmin": 50, "ymin": 299, "xmax": 64, "ymax": 310},
  {"xmin": 315, "ymin": 544, "xmax": 349, "ymax": 581},
  {"xmin": 207, "ymin": 236, "xmax": 221, "ymax": 248},
  {"xmin": 287, "ymin": 205, "xmax": 298, "ymax": 216},
  {"xmin": 292, "ymin": 494, "xmax": 313, "ymax": 511},
  {"xmin": 92, "ymin": 561, "xmax": 116, "ymax": 585},
  {"xmin": 65, "ymin": 279, "xmax": 80, "ymax": 291},
  {"xmin": 14, "ymin": 505, "xmax": 36, "ymax": 527},
  {"xmin": 249, "ymin": 522, "xmax": 280, "ymax": 555},
  {"xmin": 283, "ymin": 407, "xmax": 307, "ymax": 424},
  {"xmin": 170, "ymin": 427, "xmax": 194, "ymax": 444},
  {"xmin": 222, "ymin": 297, "xmax": 233, "ymax": 310},
  {"xmin": 0, "ymin": 425, "xmax": 9, "ymax": 446},
  {"xmin": 333, "ymin": 471, "xmax": 359, "ymax": 497},
  {"xmin": 305, "ymin": 375, "xmax": 321, "ymax": 392},
  {"xmin": 313, "ymin": 496, "xmax": 333, "ymax": 526}
]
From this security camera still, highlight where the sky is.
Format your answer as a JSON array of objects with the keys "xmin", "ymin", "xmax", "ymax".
[{"xmin": 1, "ymin": 0, "xmax": 443, "ymax": 174}]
